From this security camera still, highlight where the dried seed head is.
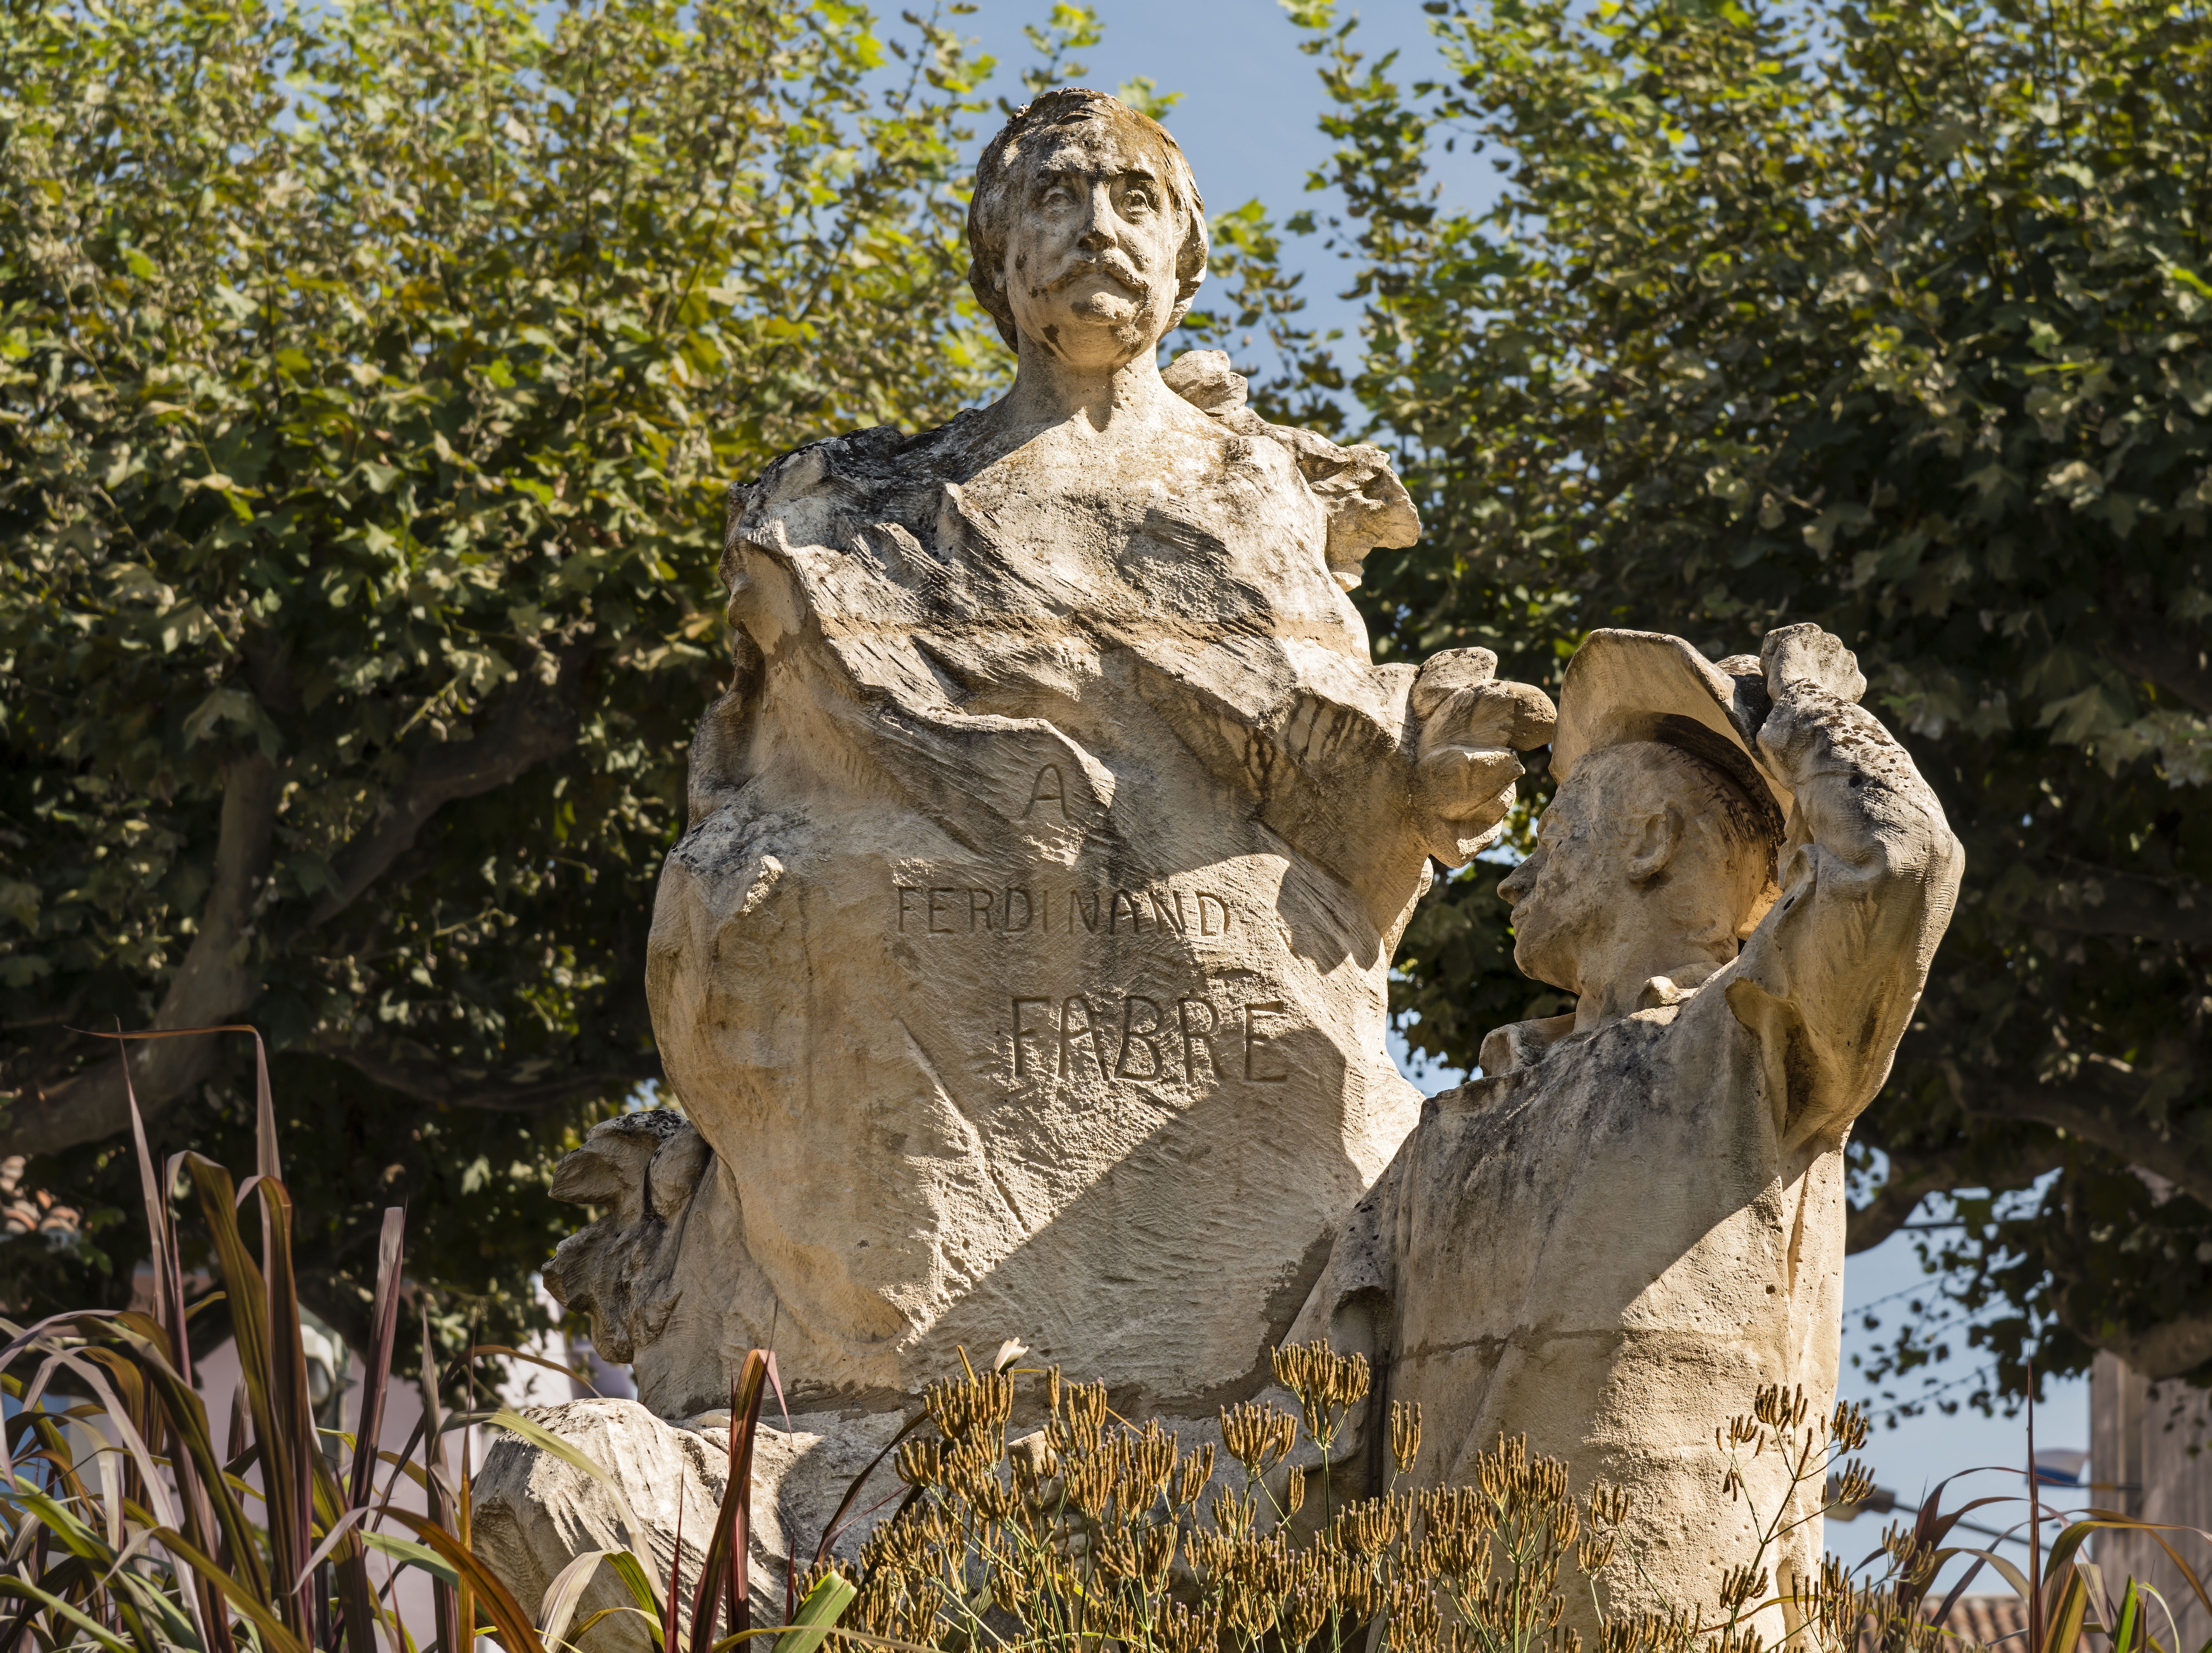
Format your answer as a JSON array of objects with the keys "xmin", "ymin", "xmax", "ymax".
[
  {"xmin": 1385, "ymin": 1573, "xmax": 1442, "ymax": 1653},
  {"xmin": 1213, "ymin": 1486, "xmax": 1256, "ymax": 1542},
  {"xmin": 1718, "ymin": 1563, "xmax": 1770, "ymax": 1613},
  {"xmin": 1159, "ymin": 1602, "xmax": 1221, "ymax": 1653},
  {"xmin": 1063, "ymin": 1452, "xmax": 1118, "ymax": 1517},
  {"xmin": 1174, "ymin": 1441, "xmax": 1216, "ymax": 1509},
  {"xmin": 1587, "ymin": 1481, "xmax": 1630, "ymax": 1528},
  {"xmin": 1272, "ymin": 1340, "xmax": 1371, "ymax": 1446},
  {"xmin": 1285, "ymin": 1463, "xmax": 1306, "ymax": 1517},
  {"xmin": 1222, "ymin": 1399, "xmax": 1296, "ymax": 1476},
  {"xmin": 1123, "ymin": 1418, "xmax": 1176, "ymax": 1503},
  {"xmin": 1752, "ymin": 1382, "xmax": 1808, "ymax": 1432},
  {"xmin": 1392, "ymin": 1399, "xmax": 1422, "ymax": 1475},
  {"xmin": 1833, "ymin": 1460, "xmax": 1877, "ymax": 1507},
  {"xmin": 894, "ymin": 1439, "xmax": 942, "ymax": 1487},
  {"xmin": 1144, "ymin": 1522, "xmax": 1177, "ymax": 1589},
  {"xmin": 922, "ymin": 1368, "xmax": 1015, "ymax": 1444},
  {"xmin": 1284, "ymin": 1582, "xmax": 1330, "ymax": 1646}
]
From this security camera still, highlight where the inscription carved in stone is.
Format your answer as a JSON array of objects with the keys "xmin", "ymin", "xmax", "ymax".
[
  {"xmin": 1004, "ymin": 989, "xmax": 1288, "ymax": 1086},
  {"xmin": 896, "ymin": 883, "xmax": 1235, "ymax": 937}
]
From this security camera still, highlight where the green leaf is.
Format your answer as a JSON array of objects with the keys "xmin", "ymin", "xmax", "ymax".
[{"xmin": 775, "ymin": 1570, "xmax": 858, "ymax": 1653}]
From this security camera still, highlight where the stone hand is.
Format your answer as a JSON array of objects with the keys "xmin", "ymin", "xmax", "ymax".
[
  {"xmin": 1410, "ymin": 648, "xmax": 1559, "ymax": 859},
  {"xmin": 1759, "ymin": 623, "xmax": 1867, "ymax": 706}
]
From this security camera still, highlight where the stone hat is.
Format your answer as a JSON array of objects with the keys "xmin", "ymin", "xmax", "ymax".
[{"xmin": 1550, "ymin": 629, "xmax": 1791, "ymax": 822}]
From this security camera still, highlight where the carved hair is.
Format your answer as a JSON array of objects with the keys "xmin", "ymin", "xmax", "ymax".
[{"xmin": 966, "ymin": 87, "xmax": 1208, "ymax": 351}]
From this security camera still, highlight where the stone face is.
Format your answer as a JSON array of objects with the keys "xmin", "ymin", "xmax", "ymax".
[{"xmin": 1289, "ymin": 624, "xmax": 1964, "ymax": 1638}]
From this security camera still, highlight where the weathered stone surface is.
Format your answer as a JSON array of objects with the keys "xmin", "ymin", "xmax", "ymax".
[
  {"xmin": 1289, "ymin": 624, "xmax": 1964, "ymax": 1637},
  {"xmin": 548, "ymin": 87, "xmax": 1551, "ymax": 1421},
  {"xmin": 485, "ymin": 85, "xmax": 1556, "ymax": 1636},
  {"xmin": 472, "ymin": 1401, "xmax": 910, "ymax": 1652}
]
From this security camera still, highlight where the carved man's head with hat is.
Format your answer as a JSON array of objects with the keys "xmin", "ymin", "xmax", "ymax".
[{"xmin": 1499, "ymin": 631, "xmax": 1797, "ymax": 1010}]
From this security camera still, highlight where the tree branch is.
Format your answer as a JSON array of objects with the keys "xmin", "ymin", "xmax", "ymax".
[
  {"xmin": 6, "ymin": 755, "xmax": 278, "ymax": 1157},
  {"xmin": 1846, "ymin": 1132, "xmax": 2066, "ymax": 1253},
  {"xmin": 306, "ymin": 655, "xmax": 583, "ymax": 930},
  {"xmin": 1949, "ymin": 1064, "xmax": 2212, "ymax": 1213},
  {"xmin": 2053, "ymin": 1295, "xmax": 2212, "ymax": 1382},
  {"xmin": 6, "ymin": 658, "xmax": 589, "ymax": 1161},
  {"xmin": 307, "ymin": 1026, "xmax": 655, "ymax": 1112}
]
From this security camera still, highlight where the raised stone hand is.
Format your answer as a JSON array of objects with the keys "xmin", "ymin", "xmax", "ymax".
[
  {"xmin": 1410, "ymin": 647, "xmax": 1559, "ymax": 864},
  {"xmin": 1759, "ymin": 622, "xmax": 1867, "ymax": 706}
]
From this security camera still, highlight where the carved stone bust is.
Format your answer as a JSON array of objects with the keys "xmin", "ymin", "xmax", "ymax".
[{"xmin": 544, "ymin": 88, "xmax": 1554, "ymax": 1419}]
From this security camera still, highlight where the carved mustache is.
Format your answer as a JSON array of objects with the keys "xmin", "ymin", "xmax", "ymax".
[{"xmin": 1046, "ymin": 254, "xmax": 1148, "ymax": 294}]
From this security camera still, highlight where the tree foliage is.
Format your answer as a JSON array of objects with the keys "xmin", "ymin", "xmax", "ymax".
[
  {"xmin": 1291, "ymin": 0, "xmax": 2212, "ymax": 1403},
  {"xmin": 0, "ymin": 0, "xmax": 1003, "ymax": 1345}
]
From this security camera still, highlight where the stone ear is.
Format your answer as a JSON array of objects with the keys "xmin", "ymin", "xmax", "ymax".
[{"xmin": 1626, "ymin": 801, "xmax": 1684, "ymax": 883}]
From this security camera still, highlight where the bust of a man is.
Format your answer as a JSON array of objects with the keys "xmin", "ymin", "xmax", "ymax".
[{"xmin": 545, "ymin": 89, "xmax": 1554, "ymax": 1421}]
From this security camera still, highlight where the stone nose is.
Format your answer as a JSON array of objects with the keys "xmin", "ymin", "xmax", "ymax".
[
  {"xmin": 1074, "ymin": 183, "xmax": 1116, "ymax": 251},
  {"xmin": 1498, "ymin": 850, "xmax": 1541, "ymax": 906}
]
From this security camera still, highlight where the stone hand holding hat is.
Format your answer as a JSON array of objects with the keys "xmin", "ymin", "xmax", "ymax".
[{"xmin": 1759, "ymin": 621, "xmax": 1867, "ymax": 710}]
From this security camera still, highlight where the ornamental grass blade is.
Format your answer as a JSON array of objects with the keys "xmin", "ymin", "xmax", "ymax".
[
  {"xmin": 359, "ymin": 1529, "xmax": 460, "ymax": 1588},
  {"xmin": 386, "ymin": 1511, "xmax": 547, "ymax": 1653},
  {"xmin": 182, "ymin": 1153, "xmax": 295, "ymax": 1628},
  {"xmin": 2069, "ymin": 1510, "xmax": 2212, "ymax": 1622},
  {"xmin": 538, "ymin": 1548, "xmax": 617, "ymax": 1652},
  {"xmin": 7, "ymin": 1344, "xmax": 176, "ymax": 1536},
  {"xmin": 483, "ymin": 1408, "xmax": 662, "ymax": 1607},
  {"xmin": 2112, "ymin": 1578, "xmax": 2143, "ymax": 1653},
  {"xmin": 421, "ymin": 1309, "xmax": 461, "ymax": 1653},
  {"xmin": 350, "ymin": 1239, "xmax": 402, "ymax": 1510},
  {"xmin": 813, "ymin": 1407, "xmax": 931, "ymax": 1568},
  {"xmin": 151, "ymin": 1525, "xmax": 311, "ymax": 1653},
  {"xmin": 469, "ymin": 1343, "xmax": 607, "ymax": 1395},
  {"xmin": 2042, "ymin": 1565, "xmax": 2091, "ymax": 1653},
  {"xmin": 774, "ymin": 1570, "xmax": 858, "ymax": 1653},
  {"xmin": 252, "ymin": 1172, "xmax": 320, "ymax": 1641},
  {"xmin": 337, "ymin": 1207, "xmax": 407, "ymax": 1653},
  {"xmin": 1951, "ymin": 1545, "xmax": 2036, "ymax": 1605},
  {"xmin": 0, "ymin": 1565, "xmax": 139, "ymax": 1653},
  {"xmin": 688, "ymin": 1353, "xmax": 769, "ymax": 1653},
  {"xmin": 665, "ymin": 1488, "xmax": 687, "ymax": 1653},
  {"xmin": 602, "ymin": 1552, "xmax": 669, "ymax": 1652},
  {"xmin": 118, "ymin": 1028, "xmax": 186, "ymax": 1388},
  {"xmin": 761, "ymin": 1353, "xmax": 796, "ymax": 1624}
]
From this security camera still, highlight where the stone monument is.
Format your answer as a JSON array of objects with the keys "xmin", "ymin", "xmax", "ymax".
[
  {"xmin": 474, "ymin": 86, "xmax": 1555, "ymax": 1635},
  {"xmin": 1287, "ymin": 623, "xmax": 1963, "ymax": 1637}
]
